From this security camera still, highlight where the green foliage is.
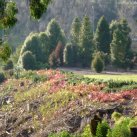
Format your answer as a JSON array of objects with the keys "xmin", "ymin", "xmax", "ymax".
[
  {"xmin": 29, "ymin": 0, "xmax": 45, "ymax": 19},
  {"xmin": 96, "ymin": 120, "xmax": 110, "ymax": 137},
  {"xmin": 129, "ymin": 117, "xmax": 137, "ymax": 127},
  {"xmin": 0, "ymin": 43, "xmax": 11, "ymax": 62},
  {"xmin": 21, "ymin": 51, "xmax": 36, "ymax": 70},
  {"xmin": 111, "ymin": 112, "xmax": 122, "ymax": 122},
  {"xmin": 94, "ymin": 16, "xmax": 111, "ymax": 53},
  {"xmin": 14, "ymin": 70, "xmax": 47, "ymax": 82},
  {"xmin": 63, "ymin": 43, "xmax": 77, "ymax": 67},
  {"xmin": 79, "ymin": 16, "xmax": 93, "ymax": 67},
  {"xmin": 81, "ymin": 124, "xmax": 92, "ymax": 137},
  {"xmin": 47, "ymin": 19, "xmax": 66, "ymax": 52},
  {"xmin": 39, "ymin": 32, "xmax": 50, "ymax": 63},
  {"xmin": 3, "ymin": 60, "xmax": 13, "ymax": 70},
  {"xmin": 110, "ymin": 118, "xmax": 131, "ymax": 137},
  {"xmin": 48, "ymin": 131, "xmax": 71, "ymax": 137},
  {"xmin": 20, "ymin": 33, "xmax": 43, "ymax": 63},
  {"xmin": 0, "ymin": 1, "xmax": 18, "ymax": 29},
  {"xmin": 70, "ymin": 17, "xmax": 81, "ymax": 44},
  {"xmin": 92, "ymin": 52, "xmax": 104, "ymax": 73},
  {"xmin": 11, "ymin": 45, "xmax": 22, "ymax": 64},
  {"xmin": 110, "ymin": 19, "xmax": 133, "ymax": 69},
  {"xmin": 0, "ymin": 72, "xmax": 5, "ymax": 83}
]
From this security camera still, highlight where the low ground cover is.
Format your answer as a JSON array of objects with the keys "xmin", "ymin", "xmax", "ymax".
[{"xmin": 0, "ymin": 69, "xmax": 137, "ymax": 136}]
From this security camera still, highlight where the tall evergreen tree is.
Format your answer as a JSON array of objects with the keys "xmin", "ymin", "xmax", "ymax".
[
  {"xmin": 46, "ymin": 19, "xmax": 66, "ymax": 53},
  {"xmin": 110, "ymin": 19, "xmax": 133, "ymax": 68},
  {"xmin": 94, "ymin": 16, "xmax": 111, "ymax": 53},
  {"xmin": 79, "ymin": 16, "xmax": 93, "ymax": 67},
  {"xmin": 70, "ymin": 17, "xmax": 81, "ymax": 44}
]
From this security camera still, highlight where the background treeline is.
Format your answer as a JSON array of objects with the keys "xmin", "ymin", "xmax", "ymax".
[
  {"xmin": 6, "ymin": 16, "xmax": 136, "ymax": 72},
  {"xmin": 2, "ymin": 0, "xmax": 137, "ymax": 48}
]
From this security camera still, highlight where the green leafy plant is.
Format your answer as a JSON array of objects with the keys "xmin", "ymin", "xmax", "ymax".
[{"xmin": 96, "ymin": 120, "xmax": 110, "ymax": 137}]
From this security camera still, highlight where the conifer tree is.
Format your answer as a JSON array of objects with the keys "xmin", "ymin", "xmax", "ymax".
[
  {"xmin": 70, "ymin": 17, "xmax": 81, "ymax": 45},
  {"xmin": 94, "ymin": 16, "xmax": 111, "ymax": 53},
  {"xmin": 79, "ymin": 16, "xmax": 93, "ymax": 67},
  {"xmin": 110, "ymin": 19, "xmax": 133, "ymax": 68},
  {"xmin": 46, "ymin": 19, "xmax": 66, "ymax": 53}
]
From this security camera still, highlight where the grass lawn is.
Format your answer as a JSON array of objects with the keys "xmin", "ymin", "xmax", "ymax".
[{"xmin": 84, "ymin": 74, "xmax": 137, "ymax": 82}]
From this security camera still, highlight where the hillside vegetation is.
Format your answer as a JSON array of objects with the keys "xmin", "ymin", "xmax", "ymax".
[{"xmin": 6, "ymin": 0, "xmax": 137, "ymax": 47}]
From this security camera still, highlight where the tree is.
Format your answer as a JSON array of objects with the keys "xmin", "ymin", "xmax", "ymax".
[
  {"xmin": 70, "ymin": 17, "xmax": 81, "ymax": 44},
  {"xmin": 21, "ymin": 51, "xmax": 36, "ymax": 70},
  {"xmin": 46, "ymin": 19, "xmax": 66, "ymax": 53},
  {"xmin": 3, "ymin": 60, "xmax": 13, "ymax": 70},
  {"xmin": 0, "ymin": 1, "xmax": 18, "ymax": 29},
  {"xmin": 110, "ymin": 19, "xmax": 133, "ymax": 68},
  {"xmin": 49, "ymin": 51, "xmax": 58, "ymax": 68},
  {"xmin": 79, "ymin": 16, "xmax": 93, "ymax": 67},
  {"xmin": 92, "ymin": 52, "xmax": 104, "ymax": 73},
  {"xmin": 20, "ymin": 33, "xmax": 43, "ymax": 63},
  {"xmin": 94, "ymin": 16, "xmax": 111, "ymax": 53},
  {"xmin": 54, "ymin": 41, "xmax": 64, "ymax": 66},
  {"xmin": 96, "ymin": 120, "xmax": 110, "ymax": 137},
  {"xmin": 0, "ymin": 0, "xmax": 51, "ymax": 61},
  {"xmin": 63, "ymin": 43, "xmax": 77, "ymax": 67},
  {"xmin": 39, "ymin": 32, "xmax": 50, "ymax": 63}
]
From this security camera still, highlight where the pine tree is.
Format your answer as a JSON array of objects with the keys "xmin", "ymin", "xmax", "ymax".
[
  {"xmin": 94, "ymin": 16, "xmax": 111, "ymax": 53},
  {"xmin": 70, "ymin": 17, "xmax": 81, "ymax": 44},
  {"xmin": 96, "ymin": 120, "xmax": 110, "ymax": 137},
  {"xmin": 79, "ymin": 16, "xmax": 93, "ymax": 67},
  {"xmin": 110, "ymin": 19, "xmax": 133, "ymax": 68},
  {"xmin": 46, "ymin": 19, "xmax": 66, "ymax": 53}
]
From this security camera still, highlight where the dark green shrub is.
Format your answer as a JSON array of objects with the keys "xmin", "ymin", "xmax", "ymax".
[
  {"xmin": 21, "ymin": 51, "xmax": 36, "ymax": 70},
  {"xmin": 92, "ymin": 52, "xmax": 104, "ymax": 73},
  {"xmin": 63, "ymin": 43, "xmax": 78, "ymax": 67},
  {"xmin": 3, "ymin": 60, "xmax": 13, "ymax": 70},
  {"xmin": 0, "ymin": 72, "xmax": 5, "ymax": 83},
  {"xmin": 96, "ymin": 120, "xmax": 110, "ymax": 137},
  {"xmin": 20, "ymin": 33, "xmax": 44, "ymax": 63}
]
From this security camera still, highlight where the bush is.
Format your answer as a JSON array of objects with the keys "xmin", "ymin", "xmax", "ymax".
[
  {"xmin": 81, "ymin": 124, "xmax": 92, "ymax": 137},
  {"xmin": 63, "ymin": 43, "xmax": 77, "ymax": 67},
  {"xmin": 96, "ymin": 120, "xmax": 110, "ymax": 137},
  {"xmin": 92, "ymin": 52, "xmax": 104, "ymax": 73},
  {"xmin": 111, "ymin": 112, "xmax": 122, "ymax": 122},
  {"xmin": 21, "ymin": 51, "xmax": 36, "ymax": 70},
  {"xmin": 110, "ymin": 118, "xmax": 131, "ymax": 137},
  {"xmin": 3, "ymin": 60, "xmax": 14, "ymax": 70},
  {"xmin": 0, "ymin": 72, "xmax": 5, "ymax": 83}
]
